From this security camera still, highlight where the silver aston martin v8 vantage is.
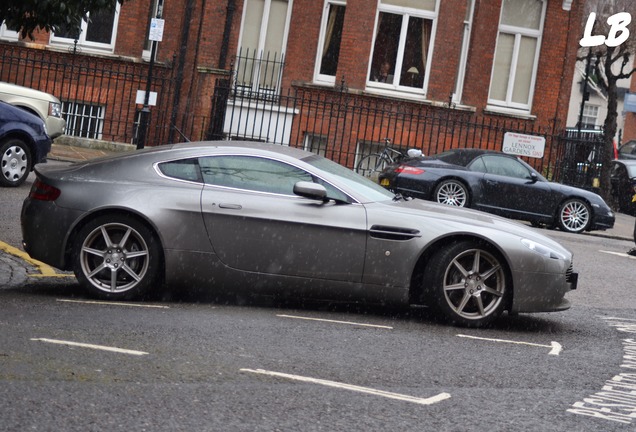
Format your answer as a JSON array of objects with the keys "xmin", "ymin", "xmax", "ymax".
[{"xmin": 21, "ymin": 141, "xmax": 578, "ymax": 327}]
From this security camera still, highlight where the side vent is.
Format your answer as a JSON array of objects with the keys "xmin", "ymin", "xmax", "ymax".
[{"xmin": 369, "ymin": 225, "xmax": 421, "ymax": 241}]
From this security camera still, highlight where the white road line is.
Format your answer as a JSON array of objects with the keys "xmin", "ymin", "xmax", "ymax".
[
  {"xmin": 600, "ymin": 250, "xmax": 636, "ymax": 259},
  {"xmin": 31, "ymin": 338, "xmax": 148, "ymax": 356},
  {"xmin": 600, "ymin": 316, "xmax": 636, "ymax": 322},
  {"xmin": 457, "ymin": 334, "xmax": 562, "ymax": 355},
  {"xmin": 276, "ymin": 314, "xmax": 393, "ymax": 329},
  {"xmin": 240, "ymin": 368, "xmax": 451, "ymax": 405},
  {"xmin": 57, "ymin": 299, "xmax": 169, "ymax": 309}
]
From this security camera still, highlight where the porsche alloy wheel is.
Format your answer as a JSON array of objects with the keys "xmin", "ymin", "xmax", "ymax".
[
  {"xmin": 434, "ymin": 180, "xmax": 469, "ymax": 207},
  {"xmin": 557, "ymin": 198, "xmax": 590, "ymax": 234},
  {"xmin": 73, "ymin": 215, "xmax": 162, "ymax": 300},
  {"xmin": 426, "ymin": 240, "xmax": 508, "ymax": 327}
]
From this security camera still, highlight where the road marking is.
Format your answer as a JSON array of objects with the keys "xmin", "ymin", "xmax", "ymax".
[
  {"xmin": 600, "ymin": 250, "xmax": 636, "ymax": 260},
  {"xmin": 276, "ymin": 314, "xmax": 393, "ymax": 329},
  {"xmin": 457, "ymin": 334, "xmax": 562, "ymax": 355},
  {"xmin": 0, "ymin": 240, "xmax": 73, "ymax": 278},
  {"xmin": 57, "ymin": 299, "xmax": 169, "ymax": 309},
  {"xmin": 240, "ymin": 368, "xmax": 451, "ymax": 405},
  {"xmin": 31, "ymin": 338, "xmax": 148, "ymax": 356}
]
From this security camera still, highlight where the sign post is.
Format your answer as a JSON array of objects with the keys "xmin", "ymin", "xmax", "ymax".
[{"xmin": 137, "ymin": 12, "xmax": 165, "ymax": 150}]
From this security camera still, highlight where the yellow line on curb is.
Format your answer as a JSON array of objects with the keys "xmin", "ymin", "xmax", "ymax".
[{"xmin": 0, "ymin": 240, "xmax": 72, "ymax": 278}]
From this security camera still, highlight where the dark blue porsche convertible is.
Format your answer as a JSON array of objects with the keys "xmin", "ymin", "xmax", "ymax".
[{"xmin": 378, "ymin": 149, "xmax": 615, "ymax": 234}]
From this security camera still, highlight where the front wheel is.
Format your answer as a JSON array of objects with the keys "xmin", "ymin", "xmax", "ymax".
[
  {"xmin": 72, "ymin": 215, "xmax": 163, "ymax": 300},
  {"xmin": 424, "ymin": 240, "xmax": 509, "ymax": 327},
  {"xmin": 557, "ymin": 198, "xmax": 590, "ymax": 234},
  {"xmin": 356, "ymin": 154, "xmax": 388, "ymax": 181},
  {"xmin": 0, "ymin": 138, "xmax": 31, "ymax": 187}
]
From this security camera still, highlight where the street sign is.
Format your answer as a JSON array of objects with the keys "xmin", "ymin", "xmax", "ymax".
[
  {"xmin": 149, "ymin": 18, "xmax": 165, "ymax": 42},
  {"xmin": 502, "ymin": 132, "xmax": 546, "ymax": 158}
]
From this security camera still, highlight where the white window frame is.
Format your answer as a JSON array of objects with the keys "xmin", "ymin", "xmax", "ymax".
[
  {"xmin": 366, "ymin": 0, "xmax": 439, "ymax": 98},
  {"xmin": 0, "ymin": 23, "xmax": 19, "ymax": 41},
  {"xmin": 236, "ymin": 0, "xmax": 294, "ymax": 95},
  {"xmin": 313, "ymin": 0, "xmax": 347, "ymax": 86},
  {"xmin": 50, "ymin": 4, "xmax": 121, "ymax": 53},
  {"xmin": 487, "ymin": 0, "xmax": 546, "ymax": 114},
  {"xmin": 582, "ymin": 104, "xmax": 599, "ymax": 128},
  {"xmin": 452, "ymin": 0, "xmax": 475, "ymax": 104}
]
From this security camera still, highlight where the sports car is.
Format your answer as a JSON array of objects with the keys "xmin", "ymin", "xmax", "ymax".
[
  {"xmin": 22, "ymin": 141, "xmax": 578, "ymax": 327},
  {"xmin": 379, "ymin": 148, "xmax": 615, "ymax": 234}
]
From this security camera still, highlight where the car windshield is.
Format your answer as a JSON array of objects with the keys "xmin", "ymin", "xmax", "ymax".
[{"xmin": 302, "ymin": 154, "xmax": 394, "ymax": 202}]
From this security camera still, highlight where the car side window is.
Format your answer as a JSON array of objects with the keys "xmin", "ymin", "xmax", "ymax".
[
  {"xmin": 157, "ymin": 158, "xmax": 202, "ymax": 182},
  {"xmin": 469, "ymin": 157, "xmax": 487, "ymax": 173},
  {"xmin": 479, "ymin": 155, "xmax": 531, "ymax": 179},
  {"xmin": 199, "ymin": 155, "xmax": 313, "ymax": 195}
]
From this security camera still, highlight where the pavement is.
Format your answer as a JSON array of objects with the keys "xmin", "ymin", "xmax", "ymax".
[{"xmin": 1, "ymin": 141, "xmax": 634, "ymax": 289}]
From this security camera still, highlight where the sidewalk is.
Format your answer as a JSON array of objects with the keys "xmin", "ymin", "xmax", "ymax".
[{"xmin": 47, "ymin": 141, "xmax": 636, "ymax": 243}]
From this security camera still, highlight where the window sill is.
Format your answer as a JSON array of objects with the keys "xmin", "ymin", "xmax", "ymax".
[{"xmin": 484, "ymin": 105, "xmax": 536, "ymax": 120}]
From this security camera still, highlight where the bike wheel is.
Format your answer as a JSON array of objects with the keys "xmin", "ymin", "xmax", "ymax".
[{"xmin": 356, "ymin": 154, "xmax": 388, "ymax": 181}]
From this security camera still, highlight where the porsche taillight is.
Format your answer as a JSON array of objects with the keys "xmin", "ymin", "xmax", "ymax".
[
  {"xmin": 29, "ymin": 179, "xmax": 61, "ymax": 201},
  {"xmin": 395, "ymin": 166, "xmax": 425, "ymax": 175}
]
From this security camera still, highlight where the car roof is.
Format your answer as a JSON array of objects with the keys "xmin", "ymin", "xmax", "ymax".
[{"xmin": 432, "ymin": 148, "xmax": 506, "ymax": 166}]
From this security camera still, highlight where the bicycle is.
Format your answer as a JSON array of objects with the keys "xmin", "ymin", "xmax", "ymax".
[{"xmin": 355, "ymin": 138, "xmax": 406, "ymax": 180}]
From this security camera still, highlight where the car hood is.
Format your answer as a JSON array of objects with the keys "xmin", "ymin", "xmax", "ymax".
[{"xmin": 369, "ymin": 198, "xmax": 571, "ymax": 254}]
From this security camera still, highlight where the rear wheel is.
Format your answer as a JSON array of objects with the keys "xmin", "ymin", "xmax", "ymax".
[
  {"xmin": 0, "ymin": 138, "xmax": 31, "ymax": 187},
  {"xmin": 356, "ymin": 154, "xmax": 387, "ymax": 181},
  {"xmin": 434, "ymin": 179, "xmax": 469, "ymax": 207},
  {"xmin": 72, "ymin": 215, "xmax": 163, "ymax": 300},
  {"xmin": 424, "ymin": 240, "xmax": 508, "ymax": 327},
  {"xmin": 557, "ymin": 198, "xmax": 590, "ymax": 234}
]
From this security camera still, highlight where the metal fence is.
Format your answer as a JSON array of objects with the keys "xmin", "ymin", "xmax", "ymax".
[
  {"xmin": 0, "ymin": 41, "xmax": 606, "ymax": 190},
  {"xmin": 0, "ymin": 42, "xmax": 176, "ymax": 145}
]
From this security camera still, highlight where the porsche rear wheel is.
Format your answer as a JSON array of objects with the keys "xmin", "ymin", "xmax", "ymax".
[
  {"xmin": 557, "ymin": 198, "xmax": 590, "ymax": 234},
  {"xmin": 425, "ymin": 240, "xmax": 508, "ymax": 327},
  {"xmin": 434, "ymin": 179, "xmax": 469, "ymax": 207},
  {"xmin": 73, "ymin": 215, "xmax": 162, "ymax": 300}
]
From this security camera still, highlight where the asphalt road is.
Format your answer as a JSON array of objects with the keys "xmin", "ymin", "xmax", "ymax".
[{"xmin": 3, "ymin": 165, "xmax": 636, "ymax": 431}]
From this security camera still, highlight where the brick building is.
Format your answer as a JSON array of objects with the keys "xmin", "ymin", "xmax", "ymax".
[{"xmin": 0, "ymin": 0, "xmax": 584, "ymax": 173}]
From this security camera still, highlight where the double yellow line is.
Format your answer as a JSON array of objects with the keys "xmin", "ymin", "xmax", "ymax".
[{"xmin": 0, "ymin": 240, "xmax": 73, "ymax": 278}]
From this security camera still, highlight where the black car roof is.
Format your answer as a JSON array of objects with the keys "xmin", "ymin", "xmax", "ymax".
[{"xmin": 432, "ymin": 149, "xmax": 504, "ymax": 167}]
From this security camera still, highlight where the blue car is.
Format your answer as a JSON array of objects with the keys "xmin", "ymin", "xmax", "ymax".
[{"xmin": 0, "ymin": 101, "xmax": 52, "ymax": 187}]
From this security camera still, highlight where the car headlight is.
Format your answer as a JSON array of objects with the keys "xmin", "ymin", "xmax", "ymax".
[
  {"xmin": 49, "ymin": 102, "xmax": 62, "ymax": 118},
  {"xmin": 521, "ymin": 238, "xmax": 566, "ymax": 260}
]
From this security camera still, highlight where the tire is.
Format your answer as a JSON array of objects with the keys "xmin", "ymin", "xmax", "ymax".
[
  {"xmin": 424, "ymin": 240, "xmax": 508, "ymax": 327},
  {"xmin": 72, "ymin": 215, "xmax": 163, "ymax": 300},
  {"xmin": 434, "ymin": 179, "xmax": 469, "ymax": 207},
  {"xmin": 557, "ymin": 198, "xmax": 590, "ymax": 234},
  {"xmin": 0, "ymin": 138, "xmax": 31, "ymax": 187},
  {"xmin": 356, "ymin": 154, "xmax": 387, "ymax": 181}
]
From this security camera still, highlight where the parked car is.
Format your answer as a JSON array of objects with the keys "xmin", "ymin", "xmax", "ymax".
[
  {"xmin": 610, "ymin": 159, "xmax": 636, "ymax": 216},
  {"xmin": 378, "ymin": 148, "xmax": 615, "ymax": 234},
  {"xmin": 21, "ymin": 141, "xmax": 578, "ymax": 327},
  {"xmin": 0, "ymin": 101, "xmax": 52, "ymax": 187},
  {"xmin": 0, "ymin": 81, "xmax": 66, "ymax": 139},
  {"xmin": 617, "ymin": 140, "xmax": 636, "ymax": 160}
]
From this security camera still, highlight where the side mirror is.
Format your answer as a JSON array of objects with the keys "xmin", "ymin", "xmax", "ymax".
[
  {"xmin": 293, "ymin": 181, "xmax": 327, "ymax": 201},
  {"xmin": 529, "ymin": 172, "xmax": 538, "ymax": 183}
]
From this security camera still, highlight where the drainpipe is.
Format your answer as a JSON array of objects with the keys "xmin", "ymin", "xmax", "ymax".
[
  {"xmin": 219, "ymin": 0, "xmax": 236, "ymax": 69},
  {"xmin": 168, "ymin": 0, "xmax": 197, "ymax": 143}
]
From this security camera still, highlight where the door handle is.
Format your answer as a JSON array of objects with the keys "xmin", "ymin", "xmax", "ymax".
[
  {"xmin": 218, "ymin": 203, "xmax": 242, "ymax": 210},
  {"xmin": 486, "ymin": 180, "xmax": 498, "ymax": 185}
]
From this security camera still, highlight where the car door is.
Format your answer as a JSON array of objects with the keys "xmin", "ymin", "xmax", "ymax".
[
  {"xmin": 470, "ymin": 154, "xmax": 554, "ymax": 218},
  {"xmin": 199, "ymin": 154, "xmax": 367, "ymax": 282}
]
